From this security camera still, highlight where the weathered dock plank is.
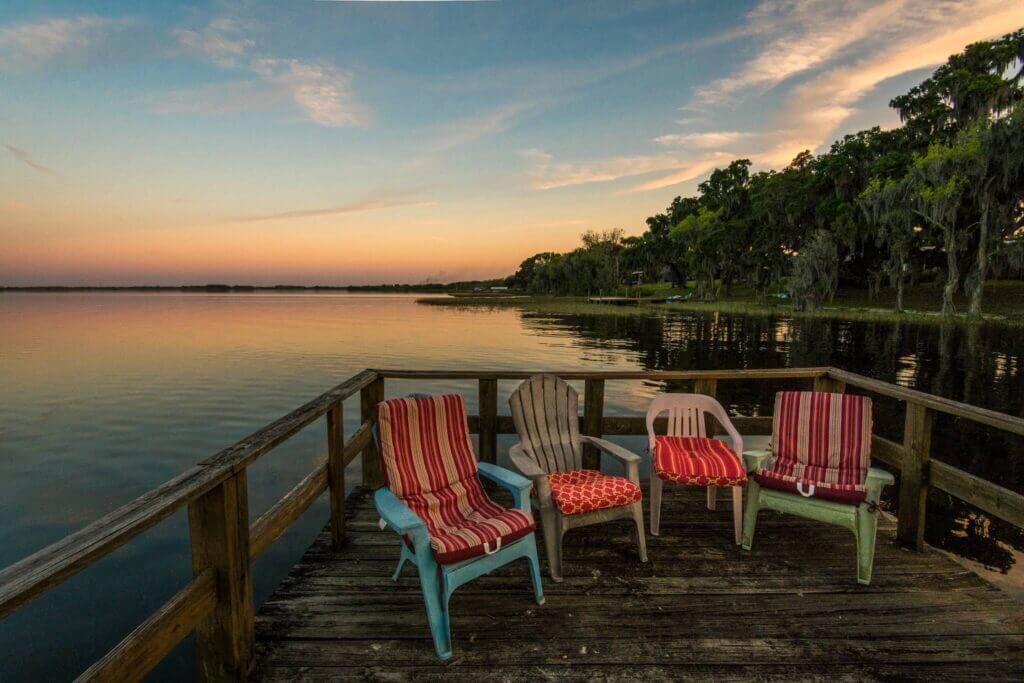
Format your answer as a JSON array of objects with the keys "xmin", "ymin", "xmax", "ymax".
[{"xmin": 253, "ymin": 486, "xmax": 1024, "ymax": 681}]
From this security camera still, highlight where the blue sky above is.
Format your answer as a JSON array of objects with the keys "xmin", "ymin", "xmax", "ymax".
[{"xmin": 2, "ymin": 0, "xmax": 1021, "ymax": 285}]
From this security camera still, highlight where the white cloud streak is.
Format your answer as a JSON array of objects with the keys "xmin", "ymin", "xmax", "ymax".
[
  {"xmin": 162, "ymin": 17, "xmax": 369, "ymax": 127},
  {"xmin": 523, "ymin": 148, "xmax": 734, "ymax": 192},
  {"xmin": 0, "ymin": 16, "xmax": 118, "ymax": 71}
]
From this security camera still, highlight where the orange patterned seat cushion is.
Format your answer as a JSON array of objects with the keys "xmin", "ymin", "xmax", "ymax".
[
  {"xmin": 653, "ymin": 436, "xmax": 747, "ymax": 487},
  {"xmin": 547, "ymin": 469, "xmax": 641, "ymax": 515}
]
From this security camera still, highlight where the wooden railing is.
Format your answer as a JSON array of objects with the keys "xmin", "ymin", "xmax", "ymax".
[{"xmin": 0, "ymin": 366, "xmax": 1021, "ymax": 681}]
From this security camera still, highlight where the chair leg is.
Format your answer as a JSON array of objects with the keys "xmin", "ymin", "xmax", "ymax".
[
  {"xmin": 741, "ymin": 481, "xmax": 761, "ymax": 551},
  {"xmin": 732, "ymin": 486, "xmax": 743, "ymax": 546},
  {"xmin": 707, "ymin": 485, "xmax": 717, "ymax": 510},
  {"xmin": 415, "ymin": 554, "xmax": 452, "ymax": 660},
  {"xmin": 525, "ymin": 535, "xmax": 546, "ymax": 605},
  {"xmin": 392, "ymin": 545, "xmax": 411, "ymax": 581},
  {"xmin": 856, "ymin": 505, "xmax": 880, "ymax": 586},
  {"xmin": 539, "ymin": 506, "xmax": 563, "ymax": 582},
  {"xmin": 631, "ymin": 501, "xmax": 648, "ymax": 562},
  {"xmin": 650, "ymin": 475, "xmax": 663, "ymax": 536}
]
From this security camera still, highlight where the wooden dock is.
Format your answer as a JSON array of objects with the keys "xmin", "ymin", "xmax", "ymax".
[
  {"xmin": 4, "ymin": 367, "xmax": 1024, "ymax": 680},
  {"xmin": 254, "ymin": 485, "xmax": 1024, "ymax": 681}
]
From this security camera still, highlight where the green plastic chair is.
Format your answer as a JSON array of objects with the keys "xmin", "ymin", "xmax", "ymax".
[{"xmin": 741, "ymin": 391, "xmax": 895, "ymax": 585}]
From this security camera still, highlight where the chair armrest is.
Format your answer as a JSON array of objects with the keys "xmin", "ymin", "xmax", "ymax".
[
  {"xmin": 579, "ymin": 436, "xmax": 641, "ymax": 484},
  {"xmin": 742, "ymin": 450, "xmax": 772, "ymax": 474},
  {"xmin": 865, "ymin": 466, "xmax": 895, "ymax": 503},
  {"xmin": 509, "ymin": 443, "xmax": 552, "ymax": 504},
  {"xmin": 374, "ymin": 487, "xmax": 428, "ymax": 537},
  {"xmin": 478, "ymin": 462, "xmax": 533, "ymax": 512},
  {"xmin": 509, "ymin": 443, "xmax": 548, "ymax": 478},
  {"xmin": 579, "ymin": 435, "xmax": 640, "ymax": 464}
]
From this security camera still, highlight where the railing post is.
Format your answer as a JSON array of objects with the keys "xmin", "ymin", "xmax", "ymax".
[
  {"xmin": 582, "ymin": 379, "xmax": 605, "ymax": 470},
  {"xmin": 898, "ymin": 402, "xmax": 933, "ymax": 550},
  {"xmin": 694, "ymin": 378, "xmax": 717, "ymax": 397},
  {"xmin": 478, "ymin": 378, "xmax": 498, "ymax": 464},
  {"xmin": 694, "ymin": 378, "xmax": 719, "ymax": 507},
  {"xmin": 360, "ymin": 374, "xmax": 385, "ymax": 489},
  {"xmin": 814, "ymin": 374, "xmax": 846, "ymax": 393},
  {"xmin": 327, "ymin": 401, "xmax": 346, "ymax": 548},
  {"xmin": 188, "ymin": 472, "xmax": 254, "ymax": 681}
]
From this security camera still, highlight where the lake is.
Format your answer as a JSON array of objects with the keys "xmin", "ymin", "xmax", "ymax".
[{"xmin": 1, "ymin": 292, "xmax": 1022, "ymax": 680}]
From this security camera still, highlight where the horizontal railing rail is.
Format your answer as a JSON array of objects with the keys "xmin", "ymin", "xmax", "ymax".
[{"xmin": 0, "ymin": 365, "xmax": 1020, "ymax": 681}]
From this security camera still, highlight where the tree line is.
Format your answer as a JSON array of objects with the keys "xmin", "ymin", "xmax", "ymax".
[{"xmin": 509, "ymin": 29, "xmax": 1024, "ymax": 316}]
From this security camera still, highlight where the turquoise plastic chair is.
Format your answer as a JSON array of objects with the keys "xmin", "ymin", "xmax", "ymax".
[{"xmin": 372, "ymin": 396, "xmax": 545, "ymax": 660}]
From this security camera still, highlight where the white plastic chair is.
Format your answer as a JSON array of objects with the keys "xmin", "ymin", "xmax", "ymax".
[{"xmin": 645, "ymin": 394, "xmax": 745, "ymax": 544}]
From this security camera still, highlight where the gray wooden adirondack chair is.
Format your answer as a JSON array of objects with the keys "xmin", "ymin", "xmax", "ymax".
[{"xmin": 509, "ymin": 374, "xmax": 648, "ymax": 582}]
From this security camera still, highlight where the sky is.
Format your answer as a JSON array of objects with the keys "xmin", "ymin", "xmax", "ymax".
[{"xmin": 2, "ymin": 0, "xmax": 1022, "ymax": 286}]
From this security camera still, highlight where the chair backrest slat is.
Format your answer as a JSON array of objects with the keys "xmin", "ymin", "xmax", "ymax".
[
  {"xmin": 646, "ymin": 394, "xmax": 723, "ymax": 452},
  {"xmin": 510, "ymin": 374, "xmax": 582, "ymax": 474}
]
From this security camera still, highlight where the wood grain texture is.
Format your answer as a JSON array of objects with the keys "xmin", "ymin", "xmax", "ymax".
[
  {"xmin": 582, "ymin": 378, "xmax": 605, "ymax": 470},
  {"xmin": 327, "ymin": 403, "xmax": 346, "ymax": 548},
  {"xmin": 252, "ymin": 486, "xmax": 1024, "ymax": 680},
  {"xmin": 0, "ymin": 464, "xmax": 224, "ymax": 620},
  {"xmin": 77, "ymin": 570, "xmax": 216, "ymax": 682},
  {"xmin": 827, "ymin": 367, "xmax": 1024, "ymax": 436},
  {"xmin": 200, "ymin": 369, "xmax": 378, "ymax": 472},
  {"xmin": 898, "ymin": 403, "xmax": 934, "ymax": 550},
  {"xmin": 189, "ymin": 473, "xmax": 255, "ymax": 681},
  {"xmin": 478, "ymin": 378, "xmax": 498, "ymax": 465},
  {"xmin": 360, "ymin": 376, "xmax": 385, "ymax": 489},
  {"xmin": 376, "ymin": 368, "xmax": 830, "ymax": 381},
  {"xmin": 931, "ymin": 460, "xmax": 1024, "ymax": 529}
]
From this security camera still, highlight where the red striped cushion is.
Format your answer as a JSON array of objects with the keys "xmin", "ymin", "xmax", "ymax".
[
  {"xmin": 377, "ymin": 395, "xmax": 535, "ymax": 564},
  {"xmin": 547, "ymin": 469, "xmax": 641, "ymax": 515},
  {"xmin": 653, "ymin": 436, "xmax": 747, "ymax": 487},
  {"xmin": 756, "ymin": 391, "xmax": 872, "ymax": 504}
]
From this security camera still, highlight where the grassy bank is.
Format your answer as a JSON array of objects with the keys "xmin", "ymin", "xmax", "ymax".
[{"xmin": 417, "ymin": 281, "xmax": 1024, "ymax": 327}]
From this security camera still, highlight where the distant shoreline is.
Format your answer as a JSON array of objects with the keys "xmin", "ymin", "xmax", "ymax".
[{"xmin": 0, "ymin": 284, "xmax": 471, "ymax": 293}]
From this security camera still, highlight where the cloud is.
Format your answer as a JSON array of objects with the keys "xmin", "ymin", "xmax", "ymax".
[
  {"xmin": 428, "ymin": 101, "xmax": 534, "ymax": 152},
  {"xmin": 654, "ymin": 131, "xmax": 756, "ymax": 148},
  {"xmin": 4, "ymin": 144, "xmax": 58, "ymax": 177},
  {"xmin": 226, "ymin": 196, "xmax": 434, "ymax": 223},
  {"xmin": 252, "ymin": 58, "xmax": 368, "ymax": 127},
  {"xmin": 175, "ymin": 17, "xmax": 253, "ymax": 67},
  {"xmin": 690, "ymin": 0, "xmax": 925, "ymax": 107},
  {"xmin": 523, "ymin": 148, "xmax": 734, "ymax": 192},
  {"xmin": 761, "ymin": 0, "xmax": 1024, "ymax": 165},
  {"xmin": 158, "ymin": 17, "xmax": 369, "ymax": 128},
  {"xmin": 0, "ymin": 16, "xmax": 118, "ymax": 71}
]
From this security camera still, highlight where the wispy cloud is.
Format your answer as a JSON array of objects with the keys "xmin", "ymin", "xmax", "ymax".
[
  {"xmin": 690, "ymin": 0, "xmax": 922, "ymax": 108},
  {"xmin": 428, "ymin": 101, "xmax": 535, "ymax": 152},
  {"xmin": 758, "ymin": 0, "xmax": 1024, "ymax": 165},
  {"xmin": 175, "ymin": 17, "xmax": 253, "ymax": 68},
  {"xmin": 252, "ymin": 58, "xmax": 368, "ymax": 127},
  {"xmin": 226, "ymin": 196, "xmax": 434, "ymax": 223},
  {"xmin": 159, "ymin": 17, "xmax": 369, "ymax": 127},
  {"xmin": 654, "ymin": 131, "xmax": 756, "ymax": 148},
  {"xmin": 4, "ymin": 144, "xmax": 58, "ymax": 177},
  {"xmin": 0, "ymin": 16, "xmax": 120, "ymax": 72},
  {"xmin": 522, "ymin": 148, "xmax": 733, "ymax": 192}
]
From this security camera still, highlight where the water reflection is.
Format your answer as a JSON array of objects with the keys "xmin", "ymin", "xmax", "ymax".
[{"xmin": 0, "ymin": 293, "xmax": 1022, "ymax": 679}]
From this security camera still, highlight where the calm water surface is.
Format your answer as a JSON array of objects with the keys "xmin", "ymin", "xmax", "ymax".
[{"xmin": 1, "ymin": 292, "xmax": 1022, "ymax": 680}]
